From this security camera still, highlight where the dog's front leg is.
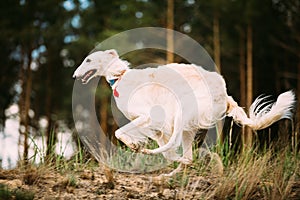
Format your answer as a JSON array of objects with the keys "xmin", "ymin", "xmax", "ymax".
[{"xmin": 115, "ymin": 116, "xmax": 149, "ymax": 152}]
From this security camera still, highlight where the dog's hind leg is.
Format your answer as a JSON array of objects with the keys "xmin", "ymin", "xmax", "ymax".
[
  {"xmin": 163, "ymin": 163, "xmax": 186, "ymax": 177},
  {"xmin": 177, "ymin": 131, "xmax": 195, "ymax": 165},
  {"xmin": 194, "ymin": 129, "xmax": 208, "ymax": 148},
  {"xmin": 146, "ymin": 131, "xmax": 181, "ymax": 162},
  {"xmin": 155, "ymin": 131, "xmax": 197, "ymax": 180},
  {"xmin": 141, "ymin": 110, "xmax": 183, "ymax": 155},
  {"xmin": 160, "ymin": 131, "xmax": 194, "ymax": 178}
]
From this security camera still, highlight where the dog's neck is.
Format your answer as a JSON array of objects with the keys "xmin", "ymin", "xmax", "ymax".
[
  {"xmin": 104, "ymin": 58, "xmax": 130, "ymax": 98},
  {"xmin": 105, "ymin": 58, "xmax": 129, "ymax": 86}
]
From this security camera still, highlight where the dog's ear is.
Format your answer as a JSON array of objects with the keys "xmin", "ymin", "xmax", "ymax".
[{"xmin": 105, "ymin": 49, "xmax": 119, "ymax": 57}]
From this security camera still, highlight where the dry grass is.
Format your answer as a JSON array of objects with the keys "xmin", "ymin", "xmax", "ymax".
[
  {"xmin": 170, "ymin": 145, "xmax": 300, "ymax": 200},
  {"xmin": 211, "ymin": 151, "xmax": 268, "ymax": 199},
  {"xmin": 0, "ymin": 139, "xmax": 299, "ymax": 199}
]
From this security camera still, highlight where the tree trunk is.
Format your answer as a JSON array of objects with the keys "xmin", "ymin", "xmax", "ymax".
[
  {"xmin": 100, "ymin": 97, "xmax": 108, "ymax": 134},
  {"xmin": 296, "ymin": 61, "xmax": 300, "ymax": 150},
  {"xmin": 236, "ymin": 27, "xmax": 246, "ymax": 150},
  {"xmin": 244, "ymin": 24, "xmax": 253, "ymax": 148},
  {"xmin": 23, "ymin": 56, "xmax": 32, "ymax": 164},
  {"xmin": 213, "ymin": 11, "xmax": 221, "ymax": 72},
  {"xmin": 213, "ymin": 10, "xmax": 224, "ymax": 142},
  {"xmin": 167, "ymin": 0, "xmax": 174, "ymax": 63},
  {"xmin": 19, "ymin": 50, "xmax": 33, "ymax": 165},
  {"xmin": 100, "ymin": 79, "xmax": 109, "ymax": 148},
  {"xmin": 18, "ymin": 53, "xmax": 26, "ymax": 163},
  {"xmin": 100, "ymin": 95, "xmax": 108, "ymax": 135}
]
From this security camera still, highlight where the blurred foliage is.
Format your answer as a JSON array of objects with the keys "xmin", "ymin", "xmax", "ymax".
[{"xmin": 0, "ymin": 0, "xmax": 299, "ymax": 132}]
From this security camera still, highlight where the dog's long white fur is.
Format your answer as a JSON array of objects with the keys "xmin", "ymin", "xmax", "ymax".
[
  {"xmin": 142, "ymin": 91, "xmax": 295, "ymax": 155},
  {"xmin": 73, "ymin": 49, "xmax": 295, "ymax": 168},
  {"xmin": 227, "ymin": 91, "xmax": 295, "ymax": 130}
]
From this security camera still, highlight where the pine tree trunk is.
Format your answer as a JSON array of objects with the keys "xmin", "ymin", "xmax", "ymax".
[
  {"xmin": 237, "ymin": 28, "xmax": 246, "ymax": 149},
  {"xmin": 296, "ymin": 61, "xmax": 300, "ymax": 150},
  {"xmin": 18, "ymin": 53, "xmax": 26, "ymax": 163},
  {"xmin": 100, "ymin": 79, "xmax": 109, "ymax": 148},
  {"xmin": 244, "ymin": 24, "xmax": 253, "ymax": 148},
  {"xmin": 213, "ymin": 11, "xmax": 221, "ymax": 72},
  {"xmin": 100, "ymin": 97, "xmax": 108, "ymax": 134},
  {"xmin": 213, "ymin": 10, "xmax": 224, "ymax": 142},
  {"xmin": 167, "ymin": 0, "xmax": 174, "ymax": 63},
  {"xmin": 19, "ymin": 50, "xmax": 33, "ymax": 165},
  {"xmin": 23, "ymin": 56, "xmax": 32, "ymax": 164}
]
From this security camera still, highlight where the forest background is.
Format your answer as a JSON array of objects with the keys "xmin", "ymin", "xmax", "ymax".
[{"xmin": 0, "ymin": 0, "xmax": 299, "ymax": 169}]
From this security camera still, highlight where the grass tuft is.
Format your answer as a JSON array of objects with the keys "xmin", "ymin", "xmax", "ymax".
[{"xmin": 0, "ymin": 183, "xmax": 34, "ymax": 200}]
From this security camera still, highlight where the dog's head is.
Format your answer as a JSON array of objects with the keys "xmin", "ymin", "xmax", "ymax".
[{"xmin": 73, "ymin": 49, "xmax": 120, "ymax": 84}]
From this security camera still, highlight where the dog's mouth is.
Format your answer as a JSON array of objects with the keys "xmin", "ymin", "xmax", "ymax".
[{"xmin": 78, "ymin": 69, "xmax": 97, "ymax": 84}]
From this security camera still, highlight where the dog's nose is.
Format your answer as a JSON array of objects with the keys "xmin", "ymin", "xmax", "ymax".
[{"xmin": 72, "ymin": 68, "xmax": 80, "ymax": 78}]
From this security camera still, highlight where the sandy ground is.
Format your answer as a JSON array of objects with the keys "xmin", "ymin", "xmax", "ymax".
[
  {"xmin": 0, "ymin": 165, "xmax": 299, "ymax": 200},
  {"xmin": 0, "ymin": 166, "xmax": 214, "ymax": 200}
]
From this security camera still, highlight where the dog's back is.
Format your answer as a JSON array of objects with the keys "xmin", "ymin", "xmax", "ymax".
[{"xmin": 115, "ymin": 63, "xmax": 228, "ymax": 130}]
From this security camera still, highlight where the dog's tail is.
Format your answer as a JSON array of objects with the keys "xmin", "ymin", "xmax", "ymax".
[
  {"xmin": 142, "ymin": 108, "xmax": 184, "ymax": 155},
  {"xmin": 226, "ymin": 91, "xmax": 295, "ymax": 130}
]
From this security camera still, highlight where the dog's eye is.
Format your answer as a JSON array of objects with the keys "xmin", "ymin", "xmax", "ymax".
[{"xmin": 86, "ymin": 59, "xmax": 91, "ymax": 63}]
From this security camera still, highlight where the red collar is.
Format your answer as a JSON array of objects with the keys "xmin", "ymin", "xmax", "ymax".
[{"xmin": 108, "ymin": 70, "xmax": 127, "ymax": 98}]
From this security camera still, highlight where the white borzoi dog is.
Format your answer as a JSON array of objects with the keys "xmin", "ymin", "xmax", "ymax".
[{"xmin": 73, "ymin": 49, "xmax": 295, "ymax": 177}]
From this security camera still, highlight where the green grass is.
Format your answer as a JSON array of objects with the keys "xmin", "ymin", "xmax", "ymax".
[
  {"xmin": 26, "ymin": 130, "xmax": 96, "ymax": 173},
  {"xmin": 0, "ymin": 183, "xmax": 34, "ymax": 200},
  {"xmin": 106, "ymin": 140, "xmax": 169, "ymax": 173},
  {"xmin": 0, "ymin": 184, "xmax": 11, "ymax": 200}
]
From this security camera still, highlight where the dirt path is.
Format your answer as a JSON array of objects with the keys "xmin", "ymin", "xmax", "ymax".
[
  {"xmin": 0, "ymin": 167, "xmax": 213, "ymax": 200},
  {"xmin": 1, "ymin": 166, "xmax": 299, "ymax": 199}
]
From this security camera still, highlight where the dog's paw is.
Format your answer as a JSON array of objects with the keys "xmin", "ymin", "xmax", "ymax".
[
  {"xmin": 127, "ymin": 143, "xmax": 140, "ymax": 152},
  {"xmin": 177, "ymin": 157, "xmax": 192, "ymax": 165},
  {"xmin": 140, "ymin": 148, "xmax": 152, "ymax": 155}
]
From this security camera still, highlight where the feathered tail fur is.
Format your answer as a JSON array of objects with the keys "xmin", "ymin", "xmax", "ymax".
[{"xmin": 226, "ymin": 91, "xmax": 295, "ymax": 130}]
